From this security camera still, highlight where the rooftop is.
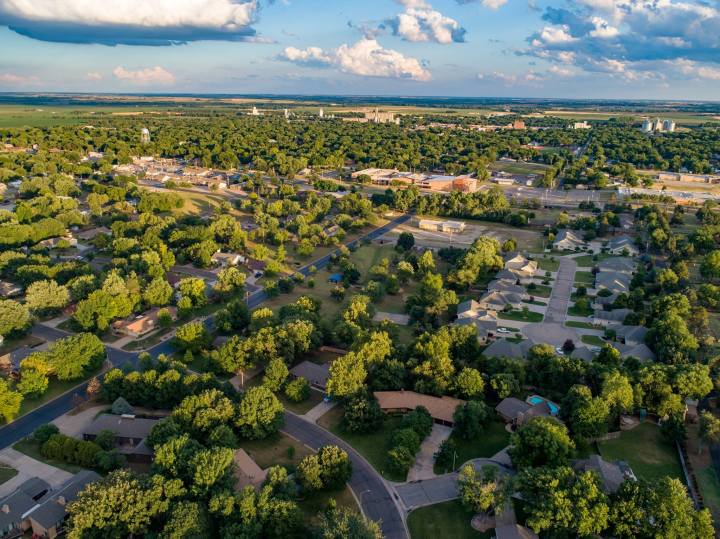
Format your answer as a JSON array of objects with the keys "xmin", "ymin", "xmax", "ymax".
[{"xmin": 374, "ymin": 391, "xmax": 465, "ymax": 424}]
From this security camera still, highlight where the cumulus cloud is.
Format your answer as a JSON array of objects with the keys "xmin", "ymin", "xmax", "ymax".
[
  {"xmin": 455, "ymin": 0, "xmax": 508, "ymax": 9},
  {"xmin": 521, "ymin": 0, "xmax": 720, "ymax": 84},
  {"xmin": 84, "ymin": 72, "xmax": 103, "ymax": 81},
  {"xmin": 280, "ymin": 38, "xmax": 431, "ymax": 81},
  {"xmin": 386, "ymin": 0, "xmax": 466, "ymax": 44},
  {"xmin": 0, "ymin": 0, "xmax": 258, "ymax": 45},
  {"xmin": 113, "ymin": 66, "xmax": 176, "ymax": 85}
]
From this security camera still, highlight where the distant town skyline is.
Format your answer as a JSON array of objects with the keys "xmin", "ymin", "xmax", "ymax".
[{"xmin": 1, "ymin": 0, "xmax": 720, "ymax": 100}]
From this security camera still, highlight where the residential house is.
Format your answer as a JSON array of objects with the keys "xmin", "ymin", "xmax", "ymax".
[
  {"xmin": 553, "ymin": 230, "xmax": 585, "ymax": 251},
  {"xmin": 0, "ymin": 478, "xmax": 50, "ymax": 537},
  {"xmin": 593, "ymin": 308, "xmax": 632, "ymax": 326},
  {"xmin": 606, "ymin": 236, "xmax": 639, "ymax": 256},
  {"xmin": 36, "ymin": 236, "xmax": 78, "ymax": 249},
  {"xmin": 477, "ymin": 290, "xmax": 523, "ymax": 312},
  {"xmin": 112, "ymin": 307, "xmax": 177, "ymax": 338},
  {"xmin": 487, "ymin": 280, "xmax": 526, "ymax": 297},
  {"xmin": 26, "ymin": 470, "xmax": 101, "ymax": 538},
  {"xmin": 495, "ymin": 396, "xmax": 558, "ymax": 427},
  {"xmin": 289, "ymin": 360, "xmax": 330, "ymax": 391},
  {"xmin": 613, "ymin": 342, "xmax": 656, "ymax": 362},
  {"xmin": 571, "ymin": 346, "xmax": 597, "ymax": 362},
  {"xmin": 233, "ymin": 449, "xmax": 268, "ymax": 490},
  {"xmin": 211, "ymin": 251, "xmax": 246, "ymax": 268},
  {"xmin": 456, "ymin": 300, "xmax": 500, "ymax": 322},
  {"xmin": 455, "ymin": 317, "xmax": 499, "ymax": 343},
  {"xmin": 504, "ymin": 254, "xmax": 538, "ymax": 282},
  {"xmin": 573, "ymin": 455, "xmax": 635, "ymax": 494},
  {"xmin": 482, "ymin": 339, "xmax": 537, "ymax": 359},
  {"xmin": 610, "ymin": 324, "xmax": 648, "ymax": 346},
  {"xmin": 374, "ymin": 391, "xmax": 465, "ymax": 427},
  {"xmin": 75, "ymin": 227, "xmax": 111, "ymax": 242},
  {"xmin": 597, "ymin": 257, "xmax": 636, "ymax": 275},
  {"xmin": 83, "ymin": 414, "xmax": 158, "ymax": 463},
  {"xmin": 595, "ymin": 272, "xmax": 631, "ymax": 295}
]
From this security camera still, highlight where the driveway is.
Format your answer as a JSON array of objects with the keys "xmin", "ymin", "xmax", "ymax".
[
  {"xmin": 0, "ymin": 447, "xmax": 73, "ymax": 497},
  {"xmin": 407, "ymin": 424, "xmax": 451, "ymax": 481},
  {"xmin": 394, "ymin": 458, "xmax": 512, "ymax": 511},
  {"xmin": 544, "ymin": 257, "xmax": 577, "ymax": 324}
]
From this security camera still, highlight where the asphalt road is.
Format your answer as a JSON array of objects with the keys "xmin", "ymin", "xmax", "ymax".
[
  {"xmin": 0, "ymin": 213, "xmax": 413, "ymax": 537},
  {"xmin": 283, "ymin": 413, "xmax": 407, "ymax": 539}
]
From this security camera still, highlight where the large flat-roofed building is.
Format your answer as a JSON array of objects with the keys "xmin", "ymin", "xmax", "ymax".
[
  {"xmin": 417, "ymin": 219, "xmax": 466, "ymax": 233},
  {"xmin": 351, "ymin": 168, "xmax": 476, "ymax": 191},
  {"xmin": 374, "ymin": 391, "xmax": 465, "ymax": 426}
]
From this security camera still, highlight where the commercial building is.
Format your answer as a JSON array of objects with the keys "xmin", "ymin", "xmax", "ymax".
[
  {"xmin": 417, "ymin": 219, "xmax": 466, "ymax": 233},
  {"xmin": 351, "ymin": 168, "xmax": 477, "ymax": 192}
]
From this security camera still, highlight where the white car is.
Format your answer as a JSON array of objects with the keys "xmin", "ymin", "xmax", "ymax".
[
  {"xmin": 555, "ymin": 346, "xmax": 565, "ymax": 355},
  {"xmin": 590, "ymin": 346, "xmax": 602, "ymax": 353},
  {"xmin": 497, "ymin": 327, "xmax": 511, "ymax": 334}
]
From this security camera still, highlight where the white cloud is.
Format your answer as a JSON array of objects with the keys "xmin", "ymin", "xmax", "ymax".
[
  {"xmin": 589, "ymin": 16, "xmax": 619, "ymax": 38},
  {"xmin": 84, "ymin": 72, "xmax": 103, "ymax": 81},
  {"xmin": 0, "ymin": 0, "xmax": 258, "ymax": 45},
  {"xmin": 112, "ymin": 66, "xmax": 175, "ymax": 85},
  {"xmin": 548, "ymin": 65, "xmax": 575, "ymax": 77},
  {"xmin": 392, "ymin": 0, "xmax": 466, "ymax": 44},
  {"xmin": 676, "ymin": 59, "xmax": 720, "ymax": 80},
  {"xmin": 533, "ymin": 25, "xmax": 577, "ymax": 46},
  {"xmin": 478, "ymin": 70, "xmax": 544, "ymax": 86},
  {"xmin": 481, "ymin": 0, "xmax": 508, "ymax": 9},
  {"xmin": 281, "ymin": 38, "xmax": 431, "ymax": 81},
  {"xmin": 0, "ymin": 72, "xmax": 36, "ymax": 84}
]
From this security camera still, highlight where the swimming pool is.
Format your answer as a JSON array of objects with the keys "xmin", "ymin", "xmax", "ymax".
[{"xmin": 526, "ymin": 395, "xmax": 559, "ymax": 415}]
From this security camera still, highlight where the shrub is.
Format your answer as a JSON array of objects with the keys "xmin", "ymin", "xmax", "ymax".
[
  {"xmin": 33, "ymin": 423, "xmax": 59, "ymax": 445},
  {"xmin": 400, "ymin": 406, "xmax": 433, "ymax": 439}
]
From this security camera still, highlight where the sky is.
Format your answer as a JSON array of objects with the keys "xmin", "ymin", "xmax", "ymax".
[{"xmin": 1, "ymin": 0, "xmax": 720, "ymax": 100}]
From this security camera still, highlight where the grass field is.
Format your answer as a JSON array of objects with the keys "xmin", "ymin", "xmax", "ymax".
[
  {"xmin": 573, "ymin": 253, "xmax": 613, "ymax": 268},
  {"xmin": 0, "ymin": 465, "xmax": 17, "ymax": 486},
  {"xmin": 433, "ymin": 420, "xmax": 510, "ymax": 474},
  {"xmin": 298, "ymin": 485, "xmax": 358, "ymax": 526},
  {"xmin": 598, "ymin": 423, "xmax": 682, "ymax": 482},
  {"xmin": 490, "ymin": 160, "xmax": 550, "ymax": 176},
  {"xmin": 534, "ymin": 257, "xmax": 559, "ymax": 272},
  {"xmin": 568, "ymin": 303, "xmax": 593, "ymax": 317},
  {"xmin": 239, "ymin": 432, "xmax": 312, "ymax": 471},
  {"xmin": 526, "ymin": 284, "xmax": 552, "ymax": 298},
  {"xmin": 581, "ymin": 335, "xmax": 605, "ymax": 346},
  {"xmin": 13, "ymin": 438, "xmax": 84, "ymax": 473},
  {"xmin": 317, "ymin": 405, "xmax": 406, "ymax": 482},
  {"xmin": 566, "ymin": 321, "xmax": 601, "ymax": 330},
  {"xmin": 408, "ymin": 500, "xmax": 489, "ymax": 539},
  {"xmin": 499, "ymin": 310, "xmax": 543, "ymax": 323}
]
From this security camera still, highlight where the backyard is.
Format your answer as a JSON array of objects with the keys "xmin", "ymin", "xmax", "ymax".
[
  {"xmin": 408, "ymin": 500, "xmax": 489, "ymax": 539},
  {"xmin": 598, "ymin": 423, "xmax": 683, "ymax": 482}
]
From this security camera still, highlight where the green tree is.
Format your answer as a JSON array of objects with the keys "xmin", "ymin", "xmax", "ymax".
[
  {"xmin": 262, "ymin": 357, "xmax": 289, "ymax": 392},
  {"xmin": 284, "ymin": 377, "xmax": 310, "ymax": 403},
  {"xmin": 0, "ymin": 300, "xmax": 31, "ymax": 337},
  {"xmin": 25, "ymin": 279, "xmax": 70, "ymax": 314},
  {"xmin": 17, "ymin": 368, "xmax": 49, "ymax": 397},
  {"xmin": 700, "ymin": 250, "xmax": 720, "ymax": 281},
  {"xmin": 214, "ymin": 267, "xmax": 246, "ymax": 296},
  {"xmin": 143, "ymin": 278, "xmax": 173, "ymax": 307},
  {"xmin": 458, "ymin": 464, "xmax": 507, "ymax": 515},
  {"xmin": 316, "ymin": 506, "xmax": 383, "ymax": 539},
  {"xmin": 0, "ymin": 378, "xmax": 22, "ymax": 423},
  {"xmin": 235, "ymin": 386, "xmax": 284, "ymax": 440},
  {"xmin": 174, "ymin": 321, "xmax": 210, "ymax": 353},
  {"xmin": 561, "ymin": 384, "xmax": 610, "ymax": 440},
  {"xmin": 455, "ymin": 367, "xmax": 485, "ymax": 399},
  {"xmin": 508, "ymin": 417, "xmax": 575, "ymax": 469},
  {"xmin": 160, "ymin": 501, "xmax": 212, "ymax": 539},
  {"xmin": 453, "ymin": 401, "xmax": 490, "ymax": 440}
]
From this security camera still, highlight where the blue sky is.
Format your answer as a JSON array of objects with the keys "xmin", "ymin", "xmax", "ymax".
[{"xmin": 1, "ymin": 0, "xmax": 720, "ymax": 99}]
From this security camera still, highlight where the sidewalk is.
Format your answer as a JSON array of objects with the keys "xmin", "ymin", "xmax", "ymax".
[
  {"xmin": 0, "ymin": 447, "xmax": 73, "ymax": 498},
  {"xmin": 303, "ymin": 398, "xmax": 337, "ymax": 423}
]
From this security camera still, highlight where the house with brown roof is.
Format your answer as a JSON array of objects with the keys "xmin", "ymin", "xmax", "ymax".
[
  {"xmin": 75, "ymin": 226, "xmax": 111, "ymax": 242},
  {"xmin": 234, "ymin": 449, "xmax": 268, "ymax": 490},
  {"xmin": 374, "ymin": 391, "xmax": 465, "ymax": 427},
  {"xmin": 112, "ymin": 307, "xmax": 177, "ymax": 338}
]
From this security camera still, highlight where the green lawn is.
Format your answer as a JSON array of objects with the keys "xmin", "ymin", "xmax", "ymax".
[
  {"xmin": 408, "ymin": 500, "xmax": 489, "ymax": 539},
  {"xmin": 0, "ymin": 334, "xmax": 43, "ymax": 355},
  {"xmin": 239, "ymin": 432, "xmax": 312, "ymax": 471},
  {"xmin": 298, "ymin": 485, "xmax": 358, "ymax": 526},
  {"xmin": 525, "ymin": 284, "xmax": 552, "ymax": 298},
  {"xmin": 574, "ymin": 271, "xmax": 595, "ymax": 285},
  {"xmin": 566, "ymin": 321, "xmax": 601, "ymax": 330},
  {"xmin": 241, "ymin": 374, "xmax": 326, "ymax": 415},
  {"xmin": 696, "ymin": 466, "xmax": 720, "ymax": 525},
  {"xmin": 573, "ymin": 253, "xmax": 614, "ymax": 268},
  {"xmin": 598, "ymin": 423, "xmax": 683, "ymax": 482},
  {"xmin": 13, "ymin": 438, "xmax": 84, "ymax": 473},
  {"xmin": 433, "ymin": 420, "xmax": 510, "ymax": 474},
  {"xmin": 498, "ymin": 310, "xmax": 544, "ymax": 323},
  {"xmin": 581, "ymin": 335, "xmax": 605, "ymax": 346},
  {"xmin": 317, "ymin": 406, "xmax": 406, "ymax": 481},
  {"xmin": 534, "ymin": 257, "xmax": 560, "ymax": 272},
  {"xmin": 0, "ymin": 465, "xmax": 18, "ymax": 485},
  {"xmin": 568, "ymin": 304, "xmax": 593, "ymax": 317}
]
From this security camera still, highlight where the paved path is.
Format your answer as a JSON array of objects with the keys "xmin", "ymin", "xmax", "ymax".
[
  {"xmin": 283, "ymin": 412, "xmax": 407, "ymax": 539},
  {"xmin": 394, "ymin": 458, "xmax": 513, "ymax": 511},
  {"xmin": 302, "ymin": 397, "xmax": 337, "ymax": 423},
  {"xmin": 544, "ymin": 257, "xmax": 577, "ymax": 324},
  {"xmin": 408, "ymin": 424, "xmax": 451, "ymax": 481},
  {"xmin": 0, "ymin": 447, "xmax": 72, "ymax": 497}
]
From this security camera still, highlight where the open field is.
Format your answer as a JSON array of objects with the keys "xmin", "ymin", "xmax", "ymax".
[
  {"xmin": 408, "ymin": 500, "xmax": 489, "ymax": 539},
  {"xmin": 598, "ymin": 423, "xmax": 683, "ymax": 482},
  {"xmin": 490, "ymin": 160, "xmax": 550, "ymax": 176},
  {"xmin": 542, "ymin": 109, "xmax": 719, "ymax": 126},
  {"xmin": 239, "ymin": 432, "xmax": 312, "ymax": 471},
  {"xmin": 382, "ymin": 219, "xmax": 544, "ymax": 252}
]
